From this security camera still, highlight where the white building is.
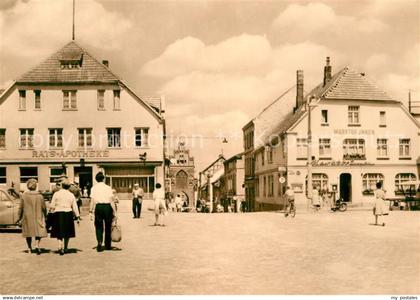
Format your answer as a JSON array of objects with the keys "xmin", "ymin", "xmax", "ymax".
[
  {"xmin": 254, "ymin": 58, "xmax": 420, "ymax": 210},
  {"xmin": 0, "ymin": 41, "xmax": 166, "ymax": 198}
]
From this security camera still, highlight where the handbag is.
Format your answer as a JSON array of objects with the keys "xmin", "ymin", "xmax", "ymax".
[{"xmin": 111, "ymin": 221, "xmax": 122, "ymax": 242}]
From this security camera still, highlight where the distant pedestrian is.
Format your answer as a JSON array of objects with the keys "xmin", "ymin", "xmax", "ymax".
[
  {"xmin": 284, "ymin": 186, "xmax": 295, "ymax": 216},
  {"xmin": 112, "ymin": 189, "xmax": 120, "ymax": 211},
  {"xmin": 17, "ymin": 178, "xmax": 48, "ymax": 255},
  {"xmin": 89, "ymin": 172, "xmax": 116, "ymax": 252},
  {"xmin": 50, "ymin": 178, "xmax": 80, "ymax": 255},
  {"xmin": 132, "ymin": 183, "xmax": 144, "ymax": 218},
  {"xmin": 153, "ymin": 183, "xmax": 167, "ymax": 226},
  {"xmin": 175, "ymin": 194, "xmax": 182, "ymax": 212},
  {"xmin": 312, "ymin": 187, "xmax": 321, "ymax": 210},
  {"xmin": 373, "ymin": 182, "xmax": 387, "ymax": 226},
  {"xmin": 69, "ymin": 181, "xmax": 82, "ymax": 219}
]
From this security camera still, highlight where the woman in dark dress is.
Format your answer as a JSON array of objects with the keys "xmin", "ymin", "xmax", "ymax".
[{"xmin": 49, "ymin": 179, "xmax": 80, "ymax": 255}]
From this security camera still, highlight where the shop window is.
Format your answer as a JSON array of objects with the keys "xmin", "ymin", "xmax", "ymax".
[
  {"xmin": 34, "ymin": 90, "xmax": 41, "ymax": 110},
  {"xmin": 49, "ymin": 128, "xmax": 63, "ymax": 148},
  {"xmin": 113, "ymin": 90, "xmax": 121, "ymax": 110},
  {"xmin": 348, "ymin": 106, "xmax": 360, "ymax": 125},
  {"xmin": 0, "ymin": 167, "xmax": 6, "ymax": 184},
  {"xmin": 107, "ymin": 128, "xmax": 121, "ymax": 148},
  {"xmin": 63, "ymin": 90, "xmax": 77, "ymax": 110},
  {"xmin": 395, "ymin": 173, "xmax": 416, "ymax": 195},
  {"xmin": 19, "ymin": 90, "xmax": 26, "ymax": 110},
  {"xmin": 19, "ymin": 128, "xmax": 34, "ymax": 149},
  {"xmin": 343, "ymin": 139, "xmax": 365, "ymax": 160},
  {"xmin": 362, "ymin": 173, "xmax": 384, "ymax": 195},
  {"xmin": 319, "ymin": 138, "xmax": 331, "ymax": 158},
  {"xmin": 0, "ymin": 129, "xmax": 5, "ymax": 149},
  {"xmin": 297, "ymin": 138, "xmax": 308, "ymax": 159},
  {"xmin": 135, "ymin": 128, "xmax": 149, "ymax": 147},
  {"xmin": 20, "ymin": 167, "xmax": 38, "ymax": 183},
  {"xmin": 263, "ymin": 176, "xmax": 267, "ymax": 197},
  {"xmin": 78, "ymin": 128, "xmax": 92, "ymax": 148},
  {"xmin": 50, "ymin": 167, "xmax": 64, "ymax": 183},
  {"xmin": 377, "ymin": 139, "xmax": 388, "ymax": 158},
  {"xmin": 97, "ymin": 90, "xmax": 105, "ymax": 110},
  {"xmin": 399, "ymin": 139, "xmax": 410, "ymax": 158},
  {"xmin": 306, "ymin": 173, "xmax": 328, "ymax": 194}
]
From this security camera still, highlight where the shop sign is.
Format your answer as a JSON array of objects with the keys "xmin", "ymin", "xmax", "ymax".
[
  {"xmin": 311, "ymin": 160, "xmax": 374, "ymax": 167},
  {"xmin": 333, "ymin": 129, "xmax": 375, "ymax": 135},
  {"xmin": 32, "ymin": 150, "xmax": 110, "ymax": 159}
]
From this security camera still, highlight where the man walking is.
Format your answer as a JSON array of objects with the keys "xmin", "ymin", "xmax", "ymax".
[
  {"xmin": 132, "ymin": 183, "xmax": 144, "ymax": 218},
  {"xmin": 89, "ymin": 172, "xmax": 115, "ymax": 252}
]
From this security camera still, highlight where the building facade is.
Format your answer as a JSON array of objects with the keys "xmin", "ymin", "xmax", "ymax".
[
  {"xmin": 0, "ymin": 41, "xmax": 165, "ymax": 199},
  {"xmin": 253, "ymin": 58, "xmax": 420, "ymax": 210},
  {"xmin": 167, "ymin": 141, "xmax": 196, "ymax": 206},
  {"xmin": 222, "ymin": 153, "xmax": 245, "ymax": 211},
  {"xmin": 199, "ymin": 155, "xmax": 225, "ymax": 211}
]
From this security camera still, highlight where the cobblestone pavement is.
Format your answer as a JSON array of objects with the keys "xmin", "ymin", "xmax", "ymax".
[{"xmin": 0, "ymin": 201, "xmax": 418, "ymax": 295}]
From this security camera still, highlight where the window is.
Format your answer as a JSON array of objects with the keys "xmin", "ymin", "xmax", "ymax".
[
  {"xmin": 0, "ymin": 167, "xmax": 6, "ymax": 184},
  {"xmin": 348, "ymin": 106, "xmax": 360, "ymax": 125},
  {"xmin": 281, "ymin": 137, "xmax": 286, "ymax": 159},
  {"xmin": 399, "ymin": 139, "xmax": 410, "ymax": 157},
  {"xmin": 343, "ymin": 139, "xmax": 365, "ymax": 160},
  {"xmin": 78, "ymin": 128, "xmax": 93, "ymax": 148},
  {"xmin": 321, "ymin": 110, "xmax": 328, "ymax": 124},
  {"xmin": 50, "ymin": 167, "xmax": 64, "ymax": 183},
  {"xmin": 107, "ymin": 128, "xmax": 121, "ymax": 148},
  {"xmin": 19, "ymin": 129, "xmax": 34, "ymax": 149},
  {"xmin": 261, "ymin": 150, "xmax": 265, "ymax": 166},
  {"xmin": 113, "ymin": 90, "xmax": 120, "ymax": 110},
  {"xmin": 297, "ymin": 138, "xmax": 308, "ymax": 159},
  {"xmin": 267, "ymin": 147, "xmax": 273, "ymax": 164},
  {"xmin": 49, "ymin": 129, "xmax": 63, "ymax": 148},
  {"xmin": 97, "ymin": 90, "xmax": 105, "ymax": 110},
  {"xmin": 379, "ymin": 111, "xmax": 386, "ymax": 127},
  {"xmin": 135, "ymin": 128, "xmax": 149, "ymax": 147},
  {"xmin": 263, "ymin": 176, "xmax": 267, "ymax": 197},
  {"xmin": 395, "ymin": 173, "xmax": 416, "ymax": 193},
  {"xmin": 255, "ymin": 178, "xmax": 259, "ymax": 197},
  {"xmin": 0, "ymin": 129, "xmax": 5, "ymax": 149},
  {"xmin": 268, "ymin": 175, "xmax": 274, "ymax": 197},
  {"xmin": 20, "ymin": 167, "xmax": 38, "ymax": 183},
  {"xmin": 319, "ymin": 139, "xmax": 331, "ymax": 157},
  {"xmin": 63, "ymin": 90, "xmax": 77, "ymax": 109},
  {"xmin": 306, "ymin": 173, "xmax": 328, "ymax": 193},
  {"xmin": 19, "ymin": 90, "xmax": 26, "ymax": 110},
  {"xmin": 377, "ymin": 139, "xmax": 388, "ymax": 158},
  {"xmin": 34, "ymin": 90, "xmax": 41, "ymax": 110},
  {"xmin": 362, "ymin": 173, "xmax": 384, "ymax": 194}
]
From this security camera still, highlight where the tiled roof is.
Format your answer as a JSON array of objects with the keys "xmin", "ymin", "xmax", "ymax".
[
  {"xmin": 141, "ymin": 95, "xmax": 162, "ymax": 112},
  {"xmin": 16, "ymin": 41, "xmax": 120, "ymax": 84},
  {"xmin": 310, "ymin": 66, "xmax": 395, "ymax": 102}
]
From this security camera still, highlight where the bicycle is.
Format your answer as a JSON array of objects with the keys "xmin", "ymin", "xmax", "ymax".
[{"xmin": 284, "ymin": 201, "xmax": 296, "ymax": 218}]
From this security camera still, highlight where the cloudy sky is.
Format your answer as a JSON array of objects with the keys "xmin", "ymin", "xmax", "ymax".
[{"xmin": 0, "ymin": 0, "xmax": 419, "ymax": 172}]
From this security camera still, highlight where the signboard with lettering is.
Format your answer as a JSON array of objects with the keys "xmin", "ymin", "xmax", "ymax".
[
  {"xmin": 311, "ymin": 160, "xmax": 374, "ymax": 167},
  {"xmin": 333, "ymin": 129, "xmax": 375, "ymax": 135},
  {"xmin": 32, "ymin": 150, "xmax": 110, "ymax": 159}
]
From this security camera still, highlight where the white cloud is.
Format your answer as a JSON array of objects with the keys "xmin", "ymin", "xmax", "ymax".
[
  {"xmin": 271, "ymin": 2, "xmax": 387, "ymax": 39},
  {"xmin": 0, "ymin": 0, "xmax": 131, "ymax": 58}
]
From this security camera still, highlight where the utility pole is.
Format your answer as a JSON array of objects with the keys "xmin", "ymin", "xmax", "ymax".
[{"xmin": 307, "ymin": 96, "xmax": 314, "ymax": 210}]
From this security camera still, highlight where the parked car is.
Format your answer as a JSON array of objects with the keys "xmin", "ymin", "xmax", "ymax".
[{"xmin": 0, "ymin": 187, "xmax": 22, "ymax": 228}]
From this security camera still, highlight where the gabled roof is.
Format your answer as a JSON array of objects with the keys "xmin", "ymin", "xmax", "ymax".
[
  {"xmin": 309, "ymin": 66, "xmax": 395, "ymax": 102},
  {"xmin": 16, "ymin": 41, "xmax": 120, "ymax": 84}
]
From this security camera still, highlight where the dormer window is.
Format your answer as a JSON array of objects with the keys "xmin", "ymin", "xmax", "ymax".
[
  {"xmin": 60, "ymin": 61, "xmax": 81, "ymax": 69},
  {"xmin": 59, "ymin": 51, "xmax": 83, "ymax": 69}
]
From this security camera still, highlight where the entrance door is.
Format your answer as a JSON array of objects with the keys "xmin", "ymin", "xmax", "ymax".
[
  {"xmin": 339, "ymin": 173, "xmax": 352, "ymax": 202},
  {"xmin": 74, "ymin": 167, "xmax": 93, "ymax": 196}
]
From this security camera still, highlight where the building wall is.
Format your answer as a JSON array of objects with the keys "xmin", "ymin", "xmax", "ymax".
[
  {"xmin": 286, "ymin": 99, "xmax": 420, "ymax": 207},
  {"xmin": 0, "ymin": 84, "xmax": 164, "ymax": 193}
]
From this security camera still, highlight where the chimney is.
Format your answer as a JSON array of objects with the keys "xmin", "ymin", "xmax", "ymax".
[
  {"xmin": 323, "ymin": 56, "xmax": 332, "ymax": 86},
  {"xmin": 295, "ymin": 70, "xmax": 304, "ymax": 111},
  {"xmin": 102, "ymin": 60, "xmax": 109, "ymax": 67}
]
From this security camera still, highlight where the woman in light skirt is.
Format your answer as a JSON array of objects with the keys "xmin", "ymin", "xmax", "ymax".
[
  {"xmin": 373, "ymin": 182, "xmax": 387, "ymax": 226},
  {"xmin": 153, "ymin": 183, "xmax": 167, "ymax": 226}
]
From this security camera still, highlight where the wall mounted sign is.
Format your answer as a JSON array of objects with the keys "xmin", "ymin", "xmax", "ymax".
[
  {"xmin": 333, "ymin": 129, "xmax": 375, "ymax": 135},
  {"xmin": 32, "ymin": 150, "xmax": 110, "ymax": 159},
  {"xmin": 311, "ymin": 160, "xmax": 374, "ymax": 167}
]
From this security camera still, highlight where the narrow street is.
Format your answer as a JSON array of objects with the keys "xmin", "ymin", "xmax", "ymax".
[{"xmin": 0, "ymin": 202, "xmax": 418, "ymax": 295}]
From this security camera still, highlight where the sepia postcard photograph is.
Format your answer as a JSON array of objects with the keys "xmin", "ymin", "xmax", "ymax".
[{"xmin": 0, "ymin": 0, "xmax": 419, "ymax": 298}]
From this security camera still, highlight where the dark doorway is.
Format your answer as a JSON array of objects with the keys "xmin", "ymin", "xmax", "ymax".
[
  {"xmin": 74, "ymin": 167, "xmax": 93, "ymax": 196},
  {"xmin": 339, "ymin": 173, "xmax": 352, "ymax": 202}
]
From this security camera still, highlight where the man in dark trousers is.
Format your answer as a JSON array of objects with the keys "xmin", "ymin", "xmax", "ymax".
[
  {"xmin": 89, "ymin": 172, "xmax": 116, "ymax": 252},
  {"xmin": 132, "ymin": 183, "xmax": 144, "ymax": 218}
]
